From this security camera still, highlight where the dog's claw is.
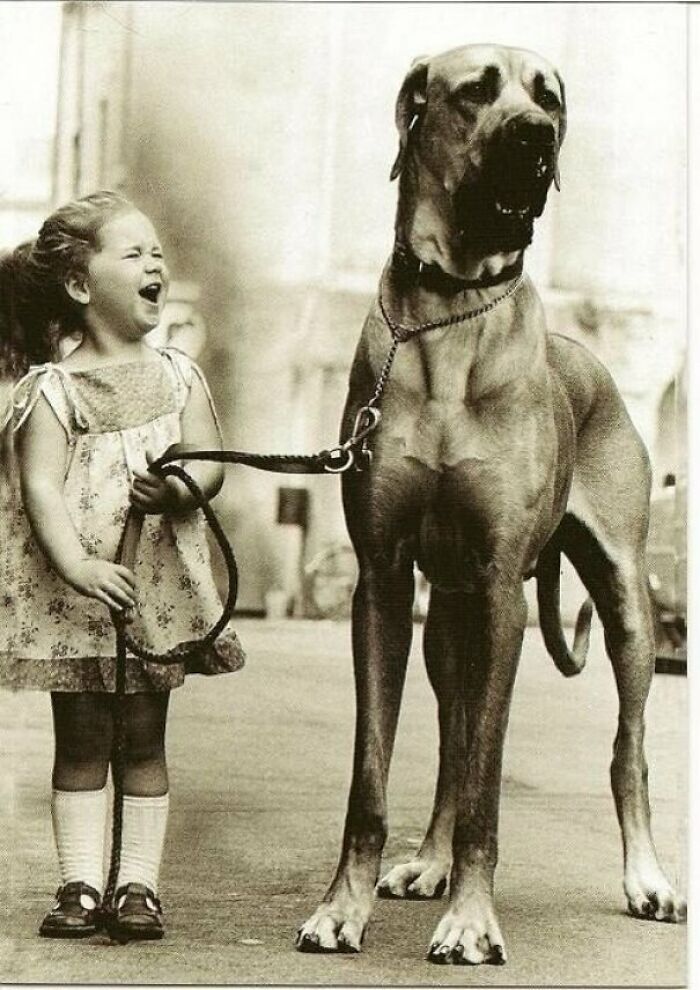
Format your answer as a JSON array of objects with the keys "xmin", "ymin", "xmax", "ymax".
[
  {"xmin": 296, "ymin": 932, "xmax": 322, "ymax": 953},
  {"xmin": 427, "ymin": 944, "xmax": 452, "ymax": 964},
  {"xmin": 489, "ymin": 943, "xmax": 506, "ymax": 965},
  {"xmin": 635, "ymin": 894, "xmax": 659, "ymax": 920},
  {"xmin": 376, "ymin": 885, "xmax": 399, "ymax": 900},
  {"xmin": 337, "ymin": 936, "xmax": 361, "ymax": 954}
]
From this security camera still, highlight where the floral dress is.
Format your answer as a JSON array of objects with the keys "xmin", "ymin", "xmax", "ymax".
[{"xmin": 0, "ymin": 347, "xmax": 245, "ymax": 693}]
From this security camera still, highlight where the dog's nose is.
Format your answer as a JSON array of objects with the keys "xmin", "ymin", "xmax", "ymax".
[{"xmin": 506, "ymin": 117, "xmax": 556, "ymax": 149}]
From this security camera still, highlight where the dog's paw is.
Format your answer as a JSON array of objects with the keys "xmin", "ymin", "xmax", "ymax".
[
  {"xmin": 296, "ymin": 895, "xmax": 370, "ymax": 954},
  {"xmin": 625, "ymin": 864, "xmax": 686, "ymax": 924},
  {"xmin": 426, "ymin": 896, "xmax": 507, "ymax": 966},
  {"xmin": 377, "ymin": 859, "xmax": 449, "ymax": 900}
]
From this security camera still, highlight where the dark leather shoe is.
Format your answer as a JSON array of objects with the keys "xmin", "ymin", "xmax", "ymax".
[
  {"xmin": 39, "ymin": 882, "xmax": 102, "ymax": 938},
  {"xmin": 109, "ymin": 883, "xmax": 164, "ymax": 942}
]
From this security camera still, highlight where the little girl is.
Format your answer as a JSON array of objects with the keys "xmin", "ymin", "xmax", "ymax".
[{"xmin": 0, "ymin": 190, "xmax": 245, "ymax": 942}]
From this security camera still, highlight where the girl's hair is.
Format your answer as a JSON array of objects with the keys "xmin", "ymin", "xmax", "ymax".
[{"xmin": 0, "ymin": 190, "xmax": 134, "ymax": 377}]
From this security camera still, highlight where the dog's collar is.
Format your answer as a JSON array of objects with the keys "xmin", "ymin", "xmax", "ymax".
[{"xmin": 392, "ymin": 244, "xmax": 524, "ymax": 294}]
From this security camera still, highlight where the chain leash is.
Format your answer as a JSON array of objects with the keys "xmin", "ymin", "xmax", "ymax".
[{"xmin": 338, "ymin": 272, "xmax": 525, "ymax": 471}]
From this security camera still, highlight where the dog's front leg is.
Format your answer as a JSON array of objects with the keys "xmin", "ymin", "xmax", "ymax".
[
  {"xmin": 297, "ymin": 560, "xmax": 415, "ymax": 953},
  {"xmin": 428, "ymin": 577, "xmax": 526, "ymax": 966},
  {"xmin": 378, "ymin": 587, "xmax": 470, "ymax": 900}
]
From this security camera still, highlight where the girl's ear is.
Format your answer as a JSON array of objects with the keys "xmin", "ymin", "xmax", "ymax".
[{"xmin": 65, "ymin": 274, "xmax": 90, "ymax": 305}]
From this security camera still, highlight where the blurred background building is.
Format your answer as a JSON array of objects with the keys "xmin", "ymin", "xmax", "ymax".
[
  {"xmin": 0, "ymin": 4, "xmax": 61, "ymax": 245},
  {"xmin": 1, "ymin": 1, "xmax": 687, "ymax": 624}
]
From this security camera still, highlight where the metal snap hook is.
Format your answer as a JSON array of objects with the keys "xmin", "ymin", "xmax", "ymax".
[{"xmin": 351, "ymin": 405, "xmax": 381, "ymax": 443}]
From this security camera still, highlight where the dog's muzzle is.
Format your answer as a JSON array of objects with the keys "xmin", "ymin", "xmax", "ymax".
[{"xmin": 454, "ymin": 115, "xmax": 558, "ymax": 252}]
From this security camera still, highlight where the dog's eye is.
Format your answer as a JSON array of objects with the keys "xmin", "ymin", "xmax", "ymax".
[
  {"xmin": 457, "ymin": 80, "xmax": 490, "ymax": 104},
  {"xmin": 539, "ymin": 90, "xmax": 561, "ymax": 112}
]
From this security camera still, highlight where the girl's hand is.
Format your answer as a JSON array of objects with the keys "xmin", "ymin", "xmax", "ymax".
[
  {"xmin": 130, "ymin": 467, "xmax": 185, "ymax": 515},
  {"xmin": 65, "ymin": 559, "xmax": 137, "ymax": 612}
]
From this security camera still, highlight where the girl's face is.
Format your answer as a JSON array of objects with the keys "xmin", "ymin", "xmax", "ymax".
[{"xmin": 81, "ymin": 209, "xmax": 170, "ymax": 338}]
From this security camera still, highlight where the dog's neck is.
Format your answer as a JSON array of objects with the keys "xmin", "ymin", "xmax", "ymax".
[
  {"xmin": 377, "ymin": 260, "xmax": 546, "ymax": 408},
  {"xmin": 392, "ymin": 240, "xmax": 524, "ymax": 295},
  {"xmin": 380, "ymin": 256, "xmax": 533, "ymax": 352}
]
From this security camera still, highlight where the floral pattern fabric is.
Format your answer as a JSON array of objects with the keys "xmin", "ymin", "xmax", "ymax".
[{"xmin": 0, "ymin": 347, "xmax": 245, "ymax": 693}]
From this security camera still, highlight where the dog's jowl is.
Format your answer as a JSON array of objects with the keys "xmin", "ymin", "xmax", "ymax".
[{"xmin": 296, "ymin": 44, "xmax": 685, "ymax": 965}]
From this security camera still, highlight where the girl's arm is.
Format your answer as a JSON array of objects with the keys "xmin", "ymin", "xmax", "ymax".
[
  {"xmin": 19, "ymin": 394, "xmax": 137, "ymax": 612},
  {"xmin": 130, "ymin": 371, "xmax": 224, "ymax": 514}
]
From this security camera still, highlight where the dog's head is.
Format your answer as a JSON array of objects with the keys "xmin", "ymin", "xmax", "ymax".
[{"xmin": 391, "ymin": 45, "xmax": 567, "ymax": 278}]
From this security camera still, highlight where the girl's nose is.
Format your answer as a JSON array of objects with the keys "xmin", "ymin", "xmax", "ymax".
[{"xmin": 146, "ymin": 257, "xmax": 166, "ymax": 276}]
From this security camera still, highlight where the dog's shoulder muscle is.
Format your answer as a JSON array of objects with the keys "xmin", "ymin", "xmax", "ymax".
[{"xmin": 546, "ymin": 332, "xmax": 644, "ymax": 446}]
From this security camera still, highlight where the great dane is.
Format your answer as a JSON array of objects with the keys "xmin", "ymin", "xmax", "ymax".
[{"xmin": 296, "ymin": 44, "xmax": 685, "ymax": 964}]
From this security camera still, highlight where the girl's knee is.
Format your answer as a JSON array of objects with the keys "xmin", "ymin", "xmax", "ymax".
[{"xmin": 122, "ymin": 732, "xmax": 166, "ymax": 769}]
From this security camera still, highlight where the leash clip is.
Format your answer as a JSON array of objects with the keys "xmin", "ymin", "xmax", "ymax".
[
  {"xmin": 350, "ymin": 405, "xmax": 381, "ymax": 444},
  {"xmin": 324, "ymin": 406, "xmax": 381, "ymax": 474},
  {"xmin": 349, "ymin": 405, "xmax": 381, "ymax": 473}
]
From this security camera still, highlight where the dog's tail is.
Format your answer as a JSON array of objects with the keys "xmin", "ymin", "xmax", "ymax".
[{"xmin": 536, "ymin": 547, "xmax": 593, "ymax": 677}]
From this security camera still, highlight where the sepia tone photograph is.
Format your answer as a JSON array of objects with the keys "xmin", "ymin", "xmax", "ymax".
[{"xmin": 0, "ymin": 1, "xmax": 689, "ymax": 986}]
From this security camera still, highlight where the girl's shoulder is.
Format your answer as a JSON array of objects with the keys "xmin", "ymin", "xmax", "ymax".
[
  {"xmin": 0, "ymin": 363, "xmax": 88, "ymax": 438},
  {"xmin": 157, "ymin": 346, "xmax": 222, "ymax": 434},
  {"xmin": 157, "ymin": 346, "xmax": 215, "ymax": 402},
  {"xmin": 157, "ymin": 346, "xmax": 206, "ymax": 386}
]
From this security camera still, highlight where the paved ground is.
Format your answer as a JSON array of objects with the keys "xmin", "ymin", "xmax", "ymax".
[{"xmin": 0, "ymin": 618, "xmax": 687, "ymax": 986}]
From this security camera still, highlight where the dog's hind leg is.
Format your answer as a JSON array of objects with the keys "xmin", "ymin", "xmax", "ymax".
[
  {"xmin": 560, "ymin": 512, "xmax": 686, "ymax": 923},
  {"xmin": 377, "ymin": 587, "xmax": 469, "ymax": 900},
  {"xmin": 296, "ymin": 559, "xmax": 415, "ymax": 953}
]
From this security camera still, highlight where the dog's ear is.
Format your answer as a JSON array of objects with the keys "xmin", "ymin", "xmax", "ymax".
[
  {"xmin": 553, "ymin": 69, "xmax": 567, "ymax": 190},
  {"xmin": 390, "ymin": 57, "xmax": 430, "ymax": 181}
]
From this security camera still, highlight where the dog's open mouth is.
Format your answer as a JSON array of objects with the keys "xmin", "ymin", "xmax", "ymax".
[
  {"xmin": 494, "ymin": 162, "xmax": 548, "ymax": 217},
  {"xmin": 488, "ymin": 147, "xmax": 553, "ymax": 222},
  {"xmin": 455, "ymin": 143, "xmax": 557, "ymax": 253}
]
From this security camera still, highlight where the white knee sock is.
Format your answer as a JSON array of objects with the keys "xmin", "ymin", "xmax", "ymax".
[
  {"xmin": 115, "ymin": 793, "xmax": 170, "ymax": 894},
  {"xmin": 51, "ymin": 787, "xmax": 107, "ymax": 896}
]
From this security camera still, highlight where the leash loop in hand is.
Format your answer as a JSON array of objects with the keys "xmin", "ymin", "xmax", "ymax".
[{"xmin": 114, "ymin": 454, "xmax": 239, "ymax": 666}]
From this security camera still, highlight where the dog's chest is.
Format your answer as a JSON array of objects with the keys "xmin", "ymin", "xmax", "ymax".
[
  {"xmin": 362, "ymin": 351, "xmax": 561, "ymax": 582},
  {"xmin": 385, "ymin": 397, "xmax": 505, "ymax": 468},
  {"xmin": 378, "ymin": 355, "xmax": 551, "ymax": 472},
  {"xmin": 371, "ymin": 311, "xmax": 547, "ymax": 468}
]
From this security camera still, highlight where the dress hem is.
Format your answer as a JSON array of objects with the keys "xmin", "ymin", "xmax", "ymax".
[{"xmin": 0, "ymin": 634, "xmax": 246, "ymax": 694}]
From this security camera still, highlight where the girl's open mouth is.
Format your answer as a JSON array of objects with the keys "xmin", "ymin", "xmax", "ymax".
[{"xmin": 139, "ymin": 283, "xmax": 162, "ymax": 304}]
